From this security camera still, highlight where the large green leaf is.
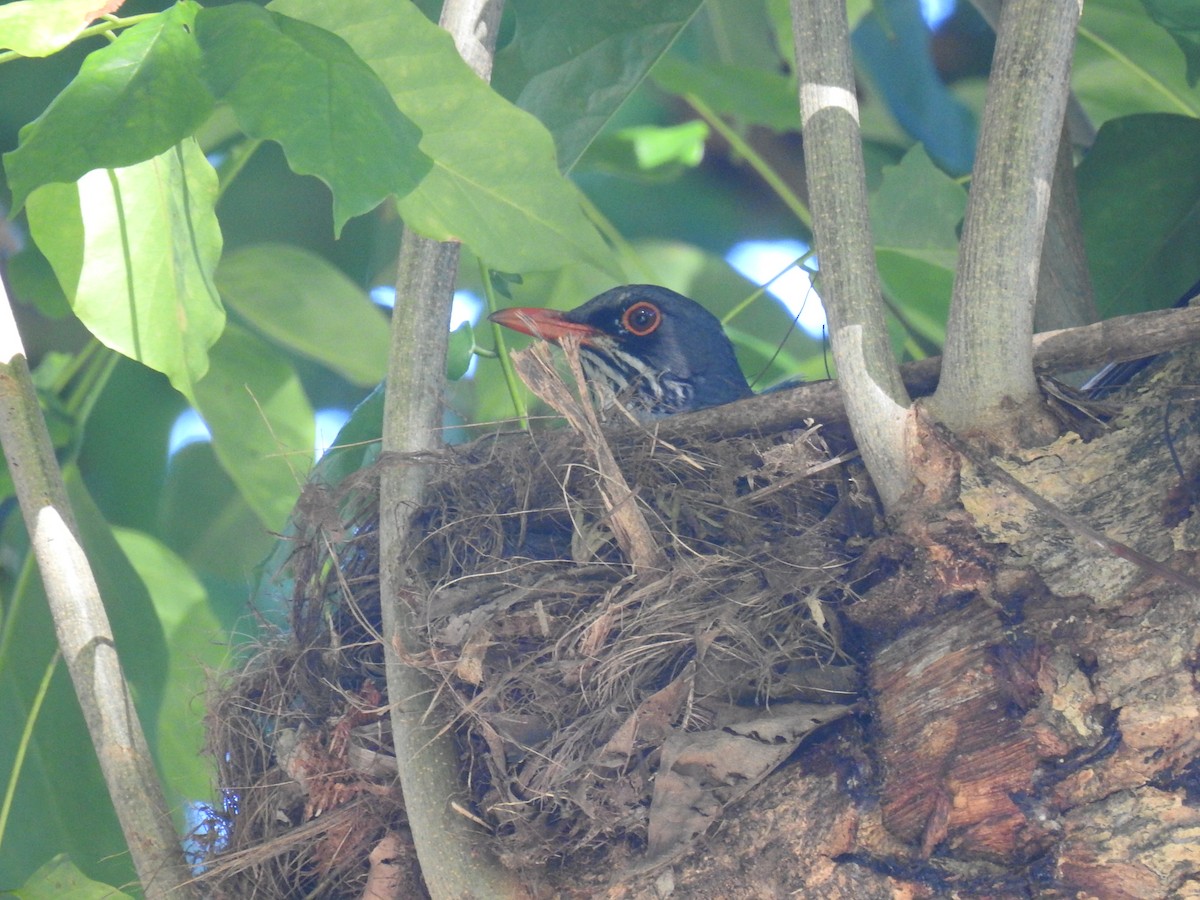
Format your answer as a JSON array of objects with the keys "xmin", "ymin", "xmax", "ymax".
[
  {"xmin": 112, "ymin": 527, "xmax": 223, "ymax": 816},
  {"xmin": 4, "ymin": 2, "xmax": 212, "ymax": 209},
  {"xmin": 0, "ymin": 0, "xmax": 122, "ymax": 58},
  {"xmin": 1075, "ymin": 0, "xmax": 1200, "ymax": 125},
  {"xmin": 156, "ymin": 442, "xmax": 277, "ymax": 598},
  {"xmin": 492, "ymin": 0, "xmax": 705, "ymax": 170},
  {"xmin": 216, "ymin": 244, "xmax": 389, "ymax": 387},
  {"xmin": 195, "ymin": 3, "xmax": 429, "ymax": 236},
  {"xmin": 269, "ymin": 0, "xmax": 618, "ymax": 276},
  {"xmin": 870, "ymin": 144, "xmax": 964, "ymax": 350},
  {"xmin": 25, "ymin": 140, "xmax": 224, "ymax": 399},
  {"xmin": 192, "ymin": 324, "xmax": 315, "ymax": 532},
  {"xmin": 1078, "ymin": 114, "xmax": 1200, "ymax": 318}
]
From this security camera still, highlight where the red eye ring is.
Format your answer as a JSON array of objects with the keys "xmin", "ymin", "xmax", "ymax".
[{"xmin": 621, "ymin": 301, "xmax": 661, "ymax": 337}]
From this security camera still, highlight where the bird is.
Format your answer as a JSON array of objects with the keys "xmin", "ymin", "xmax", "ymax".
[{"xmin": 489, "ymin": 285, "xmax": 753, "ymax": 419}]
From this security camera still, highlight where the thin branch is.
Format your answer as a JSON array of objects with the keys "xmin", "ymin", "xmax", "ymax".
[
  {"xmin": 0, "ymin": 279, "xmax": 196, "ymax": 898},
  {"xmin": 376, "ymin": 0, "xmax": 526, "ymax": 897},
  {"xmin": 790, "ymin": 0, "xmax": 913, "ymax": 511}
]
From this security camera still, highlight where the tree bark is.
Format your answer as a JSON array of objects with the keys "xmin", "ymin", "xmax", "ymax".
[{"xmin": 601, "ymin": 340, "xmax": 1200, "ymax": 898}]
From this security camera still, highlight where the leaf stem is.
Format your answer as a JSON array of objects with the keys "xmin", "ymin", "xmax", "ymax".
[
  {"xmin": 215, "ymin": 138, "xmax": 263, "ymax": 205},
  {"xmin": 478, "ymin": 259, "xmax": 529, "ymax": 428},
  {"xmin": 0, "ymin": 649, "xmax": 59, "ymax": 852},
  {"xmin": 575, "ymin": 191, "xmax": 656, "ymax": 282},
  {"xmin": 685, "ymin": 92, "xmax": 813, "ymax": 230},
  {"xmin": 721, "ymin": 248, "xmax": 817, "ymax": 326},
  {"xmin": 0, "ymin": 13, "xmax": 160, "ymax": 65}
]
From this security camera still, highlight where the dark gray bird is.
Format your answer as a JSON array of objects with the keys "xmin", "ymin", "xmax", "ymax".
[{"xmin": 489, "ymin": 284, "xmax": 753, "ymax": 419}]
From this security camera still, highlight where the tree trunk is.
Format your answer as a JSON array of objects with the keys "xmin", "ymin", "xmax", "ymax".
[{"xmin": 606, "ymin": 343, "xmax": 1200, "ymax": 897}]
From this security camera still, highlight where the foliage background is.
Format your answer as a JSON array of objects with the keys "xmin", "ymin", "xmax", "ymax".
[{"xmin": 0, "ymin": 0, "xmax": 1198, "ymax": 893}]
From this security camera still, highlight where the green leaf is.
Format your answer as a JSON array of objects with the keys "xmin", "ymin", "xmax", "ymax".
[
  {"xmin": 194, "ymin": 3, "xmax": 429, "ymax": 236},
  {"xmin": 192, "ymin": 323, "xmax": 315, "ymax": 532},
  {"xmin": 112, "ymin": 527, "xmax": 222, "ymax": 815},
  {"xmin": 216, "ymin": 244, "xmax": 389, "ymax": 386},
  {"xmin": 269, "ymin": 0, "xmax": 618, "ymax": 276},
  {"xmin": 5, "ymin": 854, "xmax": 133, "ymax": 899},
  {"xmin": 869, "ymin": 145, "xmax": 965, "ymax": 351},
  {"xmin": 4, "ymin": 2, "xmax": 212, "ymax": 210},
  {"xmin": 652, "ymin": 57, "xmax": 799, "ymax": 132},
  {"xmin": 25, "ymin": 140, "xmax": 225, "ymax": 399},
  {"xmin": 5, "ymin": 243, "xmax": 70, "ymax": 319},
  {"xmin": 584, "ymin": 121, "xmax": 710, "ymax": 181},
  {"xmin": 308, "ymin": 383, "xmax": 383, "ymax": 488},
  {"xmin": 447, "ymin": 321, "xmax": 474, "ymax": 381},
  {"xmin": 1078, "ymin": 113, "xmax": 1200, "ymax": 318},
  {"xmin": 1142, "ymin": 0, "xmax": 1200, "ymax": 86},
  {"xmin": 871, "ymin": 144, "xmax": 965, "ymax": 271},
  {"xmin": 156, "ymin": 441, "xmax": 277, "ymax": 590},
  {"xmin": 1075, "ymin": 0, "xmax": 1200, "ymax": 124},
  {"xmin": 0, "ymin": 0, "xmax": 121, "ymax": 58},
  {"xmin": 492, "ymin": 0, "xmax": 706, "ymax": 170}
]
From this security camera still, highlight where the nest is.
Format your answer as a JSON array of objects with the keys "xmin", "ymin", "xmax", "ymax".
[{"xmin": 200, "ymin": 346, "xmax": 867, "ymax": 896}]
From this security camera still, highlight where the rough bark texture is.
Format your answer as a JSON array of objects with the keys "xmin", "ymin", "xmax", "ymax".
[{"xmin": 594, "ymin": 341, "xmax": 1200, "ymax": 897}]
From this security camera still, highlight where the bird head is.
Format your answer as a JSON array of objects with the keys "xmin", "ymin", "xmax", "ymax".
[{"xmin": 489, "ymin": 285, "xmax": 752, "ymax": 418}]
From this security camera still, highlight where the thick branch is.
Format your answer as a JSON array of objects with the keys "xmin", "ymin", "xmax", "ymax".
[
  {"xmin": 791, "ymin": 0, "xmax": 913, "ymax": 511},
  {"xmin": 653, "ymin": 303, "xmax": 1200, "ymax": 438},
  {"xmin": 930, "ymin": 0, "xmax": 1082, "ymax": 433},
  {"xmin": 377, "ymin": 1, "xmax": 524, "ymax": 897},
  {"xmin": 0, "ymin": 282, "xmax": 195, "ymax": 898}
]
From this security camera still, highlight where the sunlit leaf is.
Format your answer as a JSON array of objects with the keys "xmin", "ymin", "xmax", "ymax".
[
  {"xmin": 584, "ymin": 121, "xmax": 710, "ymax": 181},
  {"xmin": 216, "ymin": 244, "xmax": 389, "ymax": 386},
  {"xmin": 25, "ymin": 140, "xmax": 224, "ymax": 398},
  {"xmin": 1075, "ymin": 0, "xmax": 1200, "ymax": 124},
  {"xmin": 113, "ymin": 527, "xmax": 223, "ymax": 815},
  {"xmin": 4, "ymin": 2, "xmax": 211, "ymax": 209},
  {"xmin": 192, "ymin": 324, "xmax": 315, "ymax": 531},
  {"xmin": 195, "ymin": 3, "xmax": 429, "ymax": 236},
  {"xmin": 1078, "ymin": 113, "xmax": 1200, "ymax": 317},
  {"xmin": 269, "ymin": 0, "xmax": 618, "ymax": 276},
  {"xmin": 0, "ymin": 0, "xmax": 123, "ymax": 57}
]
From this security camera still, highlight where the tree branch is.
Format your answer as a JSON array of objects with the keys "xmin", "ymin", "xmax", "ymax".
[
  {"xmin": 655, "ymin": 303, "xmax": 1200, "ymax": 438},
  {"xmin": 377, "ymin": 1, "xmax": 525, "ymax": 897},
  {"xmin": 969, "ymin": 0, "xmax": 1097, "ymax": 336},
  {"xmin": 0, "ymin": 280, "xmax": 195, "ymax": 898},
  {"xmin": 930, "ymin": 0, "xmax": 1082, "ymax": 434},
  {"xmin": 790, "ymin": 0, "xmax": 913, "ymax": 511}
]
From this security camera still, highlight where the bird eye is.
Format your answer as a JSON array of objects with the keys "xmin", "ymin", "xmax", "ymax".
[{"xmin": 622, "ymin": 301, "xmax": 661, "ymax": 336}]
